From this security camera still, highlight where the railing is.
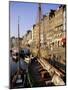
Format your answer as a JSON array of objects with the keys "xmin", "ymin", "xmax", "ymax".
[{"xmin": 37, "ymin": 58, "xmax": 65, "ymax": 85}]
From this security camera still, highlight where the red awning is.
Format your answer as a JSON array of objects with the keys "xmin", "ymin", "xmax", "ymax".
[{"xmin": 61, "ymin": 37, "xmax": 66, "ymax": 42}]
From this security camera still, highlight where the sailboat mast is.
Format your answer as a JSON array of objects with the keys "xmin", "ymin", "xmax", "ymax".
[
  {"xmin": 38, "ymin": 3, "xmax": 41, "ymax": 58},
  {"xmin": 18, "ymin": 16, "xmax": 20, "ymax": 71}
]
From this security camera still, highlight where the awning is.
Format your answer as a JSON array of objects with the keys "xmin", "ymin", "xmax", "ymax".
[{"xmin": 61, "ymin": 37, "xmax": 66, "ymax": 42}]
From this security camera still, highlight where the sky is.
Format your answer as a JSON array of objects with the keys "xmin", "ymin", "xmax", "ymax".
[{"xmin": 9, "ymin": 1, "xmax": 61, "ymax": 37}]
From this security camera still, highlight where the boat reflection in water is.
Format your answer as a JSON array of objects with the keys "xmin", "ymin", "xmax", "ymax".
[{"xmin": 9, "ymin": 48, "xmax": 31, "ymax": 89}]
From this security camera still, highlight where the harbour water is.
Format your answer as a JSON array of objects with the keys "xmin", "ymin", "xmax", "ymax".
[{"xmin": 9, "ymin": 56, "xmax": 28, "ymax": 77}]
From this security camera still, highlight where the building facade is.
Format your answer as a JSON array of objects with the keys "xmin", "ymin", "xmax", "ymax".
[
  {"xmin": 32, "ymin": 5, "xmax": 66, "ymax": 49},
  {"xmin": 32, "ymin": 24, "xmax": 39, "ymax": 48},
  {"xmin": 21, "ymin": 30, "xmax": 32, "ymax": 48},
  {"xmin": 44, "ymin": 5, "xmax": 66, "ymax": 48}
]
